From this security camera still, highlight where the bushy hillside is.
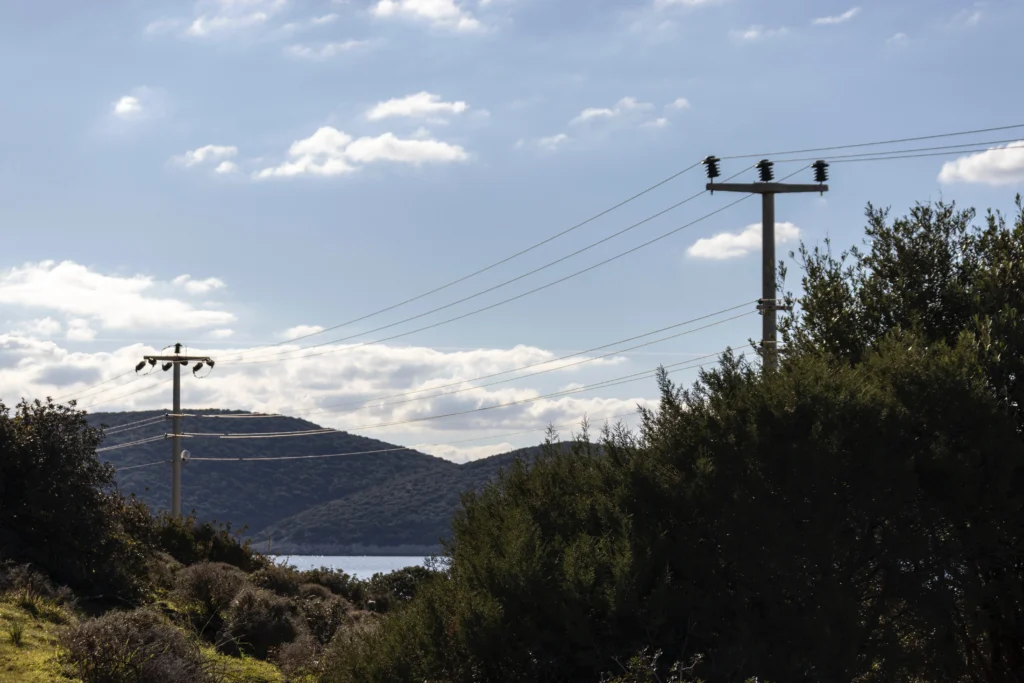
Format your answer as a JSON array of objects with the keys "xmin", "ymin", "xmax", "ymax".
[
  {"xmin": 90, "ymin": 410, "xmax": 560, "ymax": 553},
  {"xmin": 253, "ymin": 445, "xmax": 555, "ymax": 554},
  {"xmin": 90, "ymin": 410, "xmax": 455, "ymax": 542}
]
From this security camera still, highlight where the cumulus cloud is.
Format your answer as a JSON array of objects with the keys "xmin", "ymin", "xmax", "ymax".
[
  {"xmin": 174, "ymin": 144, "xmax": 239, "ymax": 168},
  {"xmin": 149, "ymin": 0, "xmax": 288, "ymax": 38},
  {"xmin": 730, "ymin": 25, "xmax": 788, "ymax": 40},
  {"xmin": 15, "ymin": 318, "xmax": 62, "ymax": 338},
  {"xmin": 372, "ymin": 0, "xmax": 481, "ymax": 32},
  {"xmin": 655, "ymin": 0, "xmax": 726, "ymax": 7},
  {"xmin": 280, "ymin": 13, "xmax": 339, "ymax": 31},
  {"xmin": 215, "ymin": 161, "xmax": 240, "ymax": 175},
  {"xmin": 572, "ymin": 97, "xmax": 654, "ymax": 125},
  {"xmin": 366, "ymin": 92, "xmax": 469, "ymax": 121},
  {"xmin": 667, "ymin": 97, "xmax": 691, "ymax": 110},
  {"xmin": 285, "ymin": 40, "xmax": 367, "ymax": 60},
  {"xmin": 110, "ymin": 87, "xmax": 165, "ymax": 122},
  {"xmin": 173, "ymin": 275, "xmax": 227, "ymax": 295},
  {"xmin": 208, "ymin": 328, "xmax": 235, "ymax": 339},
  {"xmin": 643, "ymin": 117, "xmax": 669, "ymax": 128},
  {"xmin": 0, "ymin": 261, "xmax": 235, "ymax": 331},
  {"xmin": 66, "ymin": 319, "xmax": 97, "ymax": 342},
  {"xmin": 282, "ymin": 325, "xmax": 325, "ymax": 338},
  {"xmin": 537, "ymin": 133, "xmax": 569, "ymax": 150},
  {"xmin": 937, "ymin": 142, "xmax": 1024, "ymax": 186},
  {"xmin": 687, "ymin": 222, "xmax": 801, "ymax": 260},
  {"xmin": 812, "ymin": 7, "xmax": 860, "ymax": 25},
  {"xmin": 112, "ymin": 96, "xmax": 142, "ymax": 118},
  {"xmin": 255, "ymin": 126, "xmax": 468, "ymax": 178}
]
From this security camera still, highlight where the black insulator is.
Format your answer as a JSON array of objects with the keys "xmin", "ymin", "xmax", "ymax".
[
  {"xmin": 135, "ymin": 361, "xmax": 147, "ymax": 372},
  {"xmin": 756, "ymin": 159, "xmax": 774, "ymax": 183},
  {"xmin": 162, "ymin": 362, "xmax": 173, "ymax": 371},
  {"xmin": 193, "ymin": 362, "xmax": 205, "ymax": 372},
  {"xmin": 702, "ymin": 155, "xmax": 721, "ymax": 180},
  {"xmin": 812, "ymin": 160, "xmax": 829, "ymax": 183}
]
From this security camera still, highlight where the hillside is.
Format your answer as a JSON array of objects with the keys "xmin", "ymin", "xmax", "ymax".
[
  {"xmin": 252, "ymin": 444, "xmax": 555, "ymax": 554},
  {"xmin": 90, "ymin": 410, "xmax": 557, "ymax": 554}
]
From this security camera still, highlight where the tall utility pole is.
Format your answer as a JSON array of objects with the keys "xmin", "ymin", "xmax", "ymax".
[
  {"xmin": 134, "ymin": 343, "xmax": 214, "ymax": 517},
  {"xmin": 702, "ymin": 158, "xmax": 829, "ymax": 371}
]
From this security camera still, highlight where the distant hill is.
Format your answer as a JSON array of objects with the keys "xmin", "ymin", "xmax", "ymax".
[{"xmin": 89, "ymin": 410, "xmax": 560, "ymax": 554}]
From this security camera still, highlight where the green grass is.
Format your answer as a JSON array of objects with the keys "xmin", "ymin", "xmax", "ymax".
[
  {"xmin": 202, "ymin": 646, "xmax": 286, "ymax": 682},
  {"xmin": 0, "ymin": 598, "xmax": 78, "ymax": 682}
]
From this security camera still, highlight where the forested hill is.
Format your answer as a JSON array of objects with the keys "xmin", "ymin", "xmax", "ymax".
[{"xmin": 88, "ymin": 410, "xmax": 556, "ymax": 554}]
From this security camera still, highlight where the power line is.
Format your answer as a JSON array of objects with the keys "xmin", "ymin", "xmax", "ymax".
[
  {"xmin": 113, "ymin": 460, "xmax": 169, "ymax": 472},
  {"xmin": 217, "ymin": 161, "xmax": 706, "ymax": 362},
  {"xmin": 290, "ymin": 310, "xmax": 754, "ymax": 419},
  {"xmin": 189, "ymin": 411, "xmax": 642, "ymax": 463},
  {"xmin": 50, "ymin": 371, "xmax": 135, "ymax": 402},
  {"xmin": 82, "ymin": 376, "xmax": 172, "ymax": 410},
  {"xmin": 104, "ymin": 415, "xmax": 167, "ymax": 435},
  {"xmin": 228, "ymin": 167, "xmax": 749, "ymax": 366},
  {"xmin": 771, "ymin": 139, "xmax": 1023, "ymax": 165},
  {"xmin": 232, "ymin": 181, "xmax": 759, "ymax": 367},
  {"xmin": 721, "ymin": 123, "xmax": 1024, "ymax": 160},
  {"xmin": 830, "ymin": 145, "xmax": 1023, "ymax": 165},
  {"xmin": 281, "ymin": 301, "xmax": 754, "ymax": 416},
  {"xmin": 96, "ymin": 435, "xmax": 167, "ymax": 453},
  {"xmin": 182, "ymin": 346, "xmax": 743, "ymax": 439}
]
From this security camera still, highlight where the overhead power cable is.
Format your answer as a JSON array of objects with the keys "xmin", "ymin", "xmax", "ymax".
[
  {"xmin": 189, "ymin": 410, "xmax": 642, "ymax": 463},
  {"xmin": 182, "ymin": 346, "xmax": 746, "ymax": 439},
  {"xmin": 289, "ymin": 309, "xmax": 755, "ymax": 419},
  {"xmin": 829, "ymin": 145, "xmax": 1023, "ymax": 165},
  {"xmin": 217, "ymin": 161, "xmax": 706, "ymax": 363},
  {"xmin": 104, "ymin": 416, "xmax": 167, "ymax": 436},
  {"xmin": 113, "ymin": 460, "xmax": 170, "ymax": 472},
  {"xmin": 82, "ymin": 376, "xmax": 172, "ymax": 410},
  {"xmin": 721, "ymin": 123, "xmax": 1024, "ymax": 160},
  {"xmin": 281, "ymin": 301, "xmax": 754, "ymax": 416},
  {"xmin": 771, "ymin": 139, "xmax": 1024, "ymax": 165},
  {"xmin": 96, "ymin": 435, "xmax": 167, "ymax": 453},
  {"xmin": 229, "ymin": 166, "xmax": 750, "ymax": 366},
  {"xmin": 49, "ymin": 371, "xmax": 134, "ymax": 403},
  {"xmin": 232, "ymin": 171, "xmax": 766, "ymax": 367}
]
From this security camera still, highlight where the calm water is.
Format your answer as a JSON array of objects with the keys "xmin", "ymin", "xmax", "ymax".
[{"xmin": 273, "ymin": 555, "xmax": 427, "ymax": 578}]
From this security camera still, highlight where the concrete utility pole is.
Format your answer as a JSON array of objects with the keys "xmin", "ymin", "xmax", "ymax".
[
  {"xmin": 702, "ymin": 158, "xmax": 829, "ymax": 372},
  {"xmin": 134, "ymin": 343, "xmax": 214, "ymax": 517}
]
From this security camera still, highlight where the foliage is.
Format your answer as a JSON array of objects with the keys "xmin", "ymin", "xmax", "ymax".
[
  {"xmin": 221, "ymin": 586, "xmax": 302, "ymax": 660},
  {"xmin": 298, "ymin": 588, "xmax": 350, "ymax": 645},
  {"xmin": 0, "ymin": 400, "xmax": 154, "ymax": 601},
  {"xmin": 250, "ymin": 563, "xmax": 302, "ymax": 597},
  {"xmin": 173, "ymin": 562, "xmax": 248, "ymax": 636},
  {"xmin": 322, "ymin": 197, "xmax": 1024, "ymax": 683},
  {"xmin": 58, "ymin": 607, "xmax": 207, "ymax": 683},
  {"xmin": 154, "ymin": 513, "xmax": 267, "ymax": 572},
  {"xmin": 7, "ymin": 619, "xmax": 25, "ymax": 646},
  {"xmin": 297, "ymin": 567, "xmax": 367, "ymax": 605}
]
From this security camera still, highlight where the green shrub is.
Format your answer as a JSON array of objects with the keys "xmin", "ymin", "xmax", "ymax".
[
  {"xmin": 276, "ymin": 632, "xmax": 324, "ymax": 678},
  {"xmin": 153, "ymin": 513, "xmax": 267, "ymax": 572},
  {"xmin": 299, "ymin": 590, "xmax": 350, "ymax": 645},
  {"xmin": 0, "ymin": 401, "xmax": 154, "ymax": 601},
  {"xmin": 366, "ymin": 565, "xmax": 434, "ymax": 612},
  {"xmin": 6, "ymin": 620, "xmax": 25, "ymax": 647},
  {"xmin": 173, "ymin": 561, "xmax": 247, "ymax": 637},
  {"xmin": 298, "ymin": 567, "xmax": 367, "ymax": 604},
  {"xmin": 249, "ymin": 563, "xmax": 301, "ymax": 597},
  {"xmin": 58, "ymin": 608, "xmax": 206, "ymax": 683},
  {"xmin": 221, "ymin": 586, "xmax": 302, "ymax": 660},
  {"xmin": 298, "ymin": 582, "xmax": 333, "ymax": 601}
]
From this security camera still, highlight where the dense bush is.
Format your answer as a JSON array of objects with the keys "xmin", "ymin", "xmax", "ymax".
[
  {"xmin": 221, "ymin": 585, "xmax": 302, "ymax": 660},
  {"xmin": 299, "ymin": 566, "xmax": 367, "ymax": 605},
  {"xmin": 299, "ymin": 587, "xmax": 350, "ymax": 645},
  {"xmin": 250, "ymin": 563, "xmax": 301, "ymax": 596},
  {"xmin": 154, "ymin": 513, "xmax": 267, "ymax": 572},
  {"xmin": 366, "ymin": 565, "xmax": 433, "ymax": 611},
  {"xmin": 0, "ymin": 400, "xmax": 154, "ymax": 600},
  {"xmin": 321, "ymin": 198, "xmax": 1024, "ymax": 683},
  {"xmin": 173, "ymin": 561, "xmax": 247, "ymax": 636},
  {"xmin": 59, "ymin": 608, "xmax": 206, "ymax": 683}
]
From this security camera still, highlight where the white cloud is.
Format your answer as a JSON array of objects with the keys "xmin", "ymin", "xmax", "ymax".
[
  {"xmin": 0, "ymin": 261, "xmax": 235, "ymax": 331},
  {"xmin": 151, "ymin": 0, "xmax": 289, "ymax": 38},
  {"xmin": 208, "ymin": 328, "xmax": 235, "ymax": 339},
  {"xmin": 730, "ymin": 25, "xmax": 788, "ymax": 40},
  {"xmin": 812, "ymin": 7, "xmax": 860, "ymax": 25},
  {"xmin": 283, "ymin": 325, "xmax": 325, "ymax": 338},
  {"xmin": 173, "ymin": 275, "xmax": 227, "ymax": 295},
  {"xmin": 174, "ymin": 144, "xmax": 239, "ymax": 168},
  {"xmin": 66, "ymin": 319, "xmax": 97, "ymax": 342},
  {"xmin": 366, "ymin": 92, "xmax": 469, "ymax": 121},
  {"xmin": 15, "ymin": 318, "xmax": 62, "ymax": 338},
  {"xmin": 215, "ymin": 161, "xmax": 240, "ymax": 174},
  {"xmin": 537, "ymin": 133, "xmax": 569, "ymax": 151},
  {"xmin": 372, "ymin": 0, "xmax": 481, "ymax": 32},
  {"xmin": 954, "ymin": 5, "xmax": 983, "ymax": 26},
  {"xmin": 112, "ymin": 96, "xmax": 143, "ymax": 118},
  {"xmin": 887, "ymin": 32, "xmax": 908, "ymax": 43},
  {"xmin": 937, "ymin": 142, "xmax": 1024, "ymax": 186},
  {"xmin": 643, "ymin": 118, "xmax": 669, "ymax": 128},
  {"xmin": 144, "ymin": 18, "xmax": 185, "ymax": 34},
  {"xmin": 571, "ymin": 97, "xmax": 654, "ymax": 125},
  {"xmin": 187, "ymin": 12, "xmax": 270, "ymax": 36},
  {"xmin": 281, "ymin": 13, "xmax": 339, "ymax": 31},
  {"xmin": 687, "ymin": 222, "xmax": 801, "ymax": 260},
  {"xmin": 285, "ymin": 40, "xmax": 367, "ymax": 60},
  {"xmin": 255, "ymin": 126, "xmax": 469, "ymax": 179},
  {"xmin": 667, "ymin": 97, "xmax": 691, "ymax": 110}
]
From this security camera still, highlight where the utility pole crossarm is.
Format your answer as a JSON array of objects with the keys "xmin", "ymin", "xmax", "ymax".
[{"xmin": 706, "ymin": 183, "xmax": 828, "ymax": 194}]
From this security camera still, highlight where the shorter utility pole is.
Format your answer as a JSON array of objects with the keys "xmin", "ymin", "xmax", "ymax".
[
  {"xmin": 701, "ymin": 158, "xmax": 830, "ymax": 371},
  {"xmin": 134, "ymin": 343, "xmax": 215, "ymax": 518}
]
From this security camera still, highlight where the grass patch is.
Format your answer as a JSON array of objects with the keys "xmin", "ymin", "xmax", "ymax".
[
  {"xmin": 202, "ymin": 646, "xmax": 286, "ymax": 682},
  {"xmin": 0, "ymin": 599, "xmax": 77, "ymax": 682}
]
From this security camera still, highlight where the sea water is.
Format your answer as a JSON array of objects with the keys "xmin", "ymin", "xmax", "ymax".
[{"xmin": 273, "ymin": 555, "xmax": 427, "ymax": 578}]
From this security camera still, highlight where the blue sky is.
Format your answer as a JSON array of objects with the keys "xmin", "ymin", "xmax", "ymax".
[{"xmin": 1, "ymin": 0, "xmax": 1023, "ymax": 461}]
